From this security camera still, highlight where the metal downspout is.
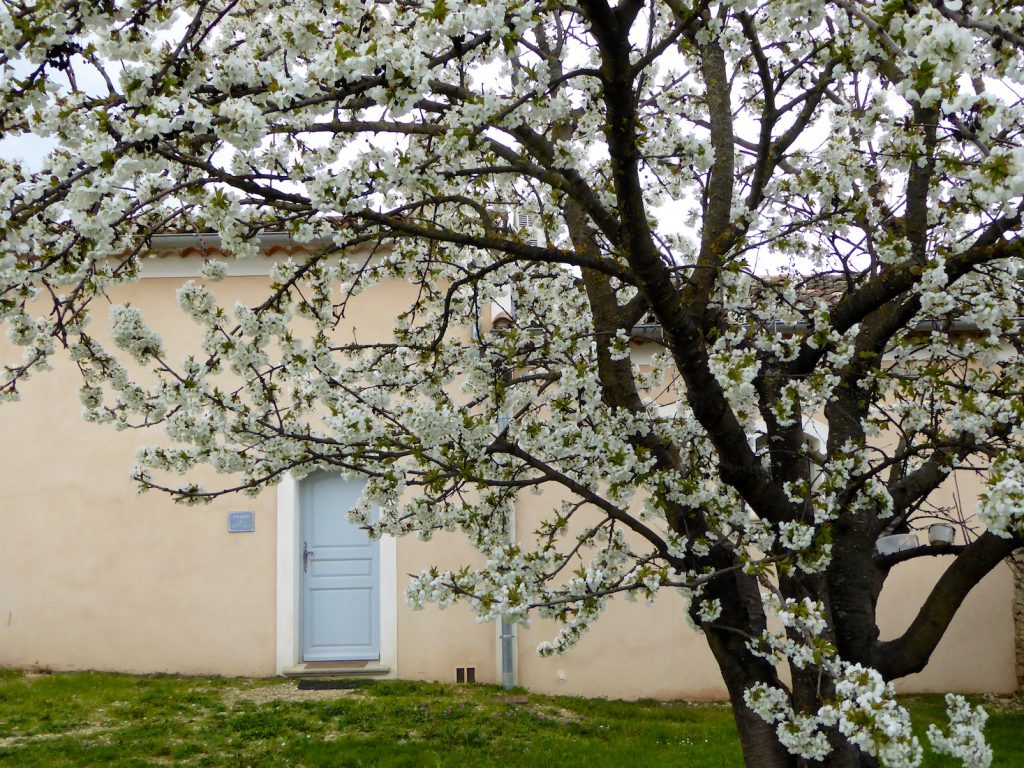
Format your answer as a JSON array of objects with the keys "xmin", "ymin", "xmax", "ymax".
[{"xmin": 497, "ymin": 412, "xmax": 518, "ymax": 690}]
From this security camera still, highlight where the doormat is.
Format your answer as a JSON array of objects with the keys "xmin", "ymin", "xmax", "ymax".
[{"xmin": 296, "ymin": 678, "xmax": 375, "ymax": 691}]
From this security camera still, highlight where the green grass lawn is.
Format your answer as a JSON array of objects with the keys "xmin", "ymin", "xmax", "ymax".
[{"xmin": 0, "ymin": 669, "xmax": 1021, "ymax": 766}]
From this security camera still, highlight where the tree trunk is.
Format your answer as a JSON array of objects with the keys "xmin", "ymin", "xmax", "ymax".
[
  {"xmin": 702, "ymin": 570, "xmax": 885, "ymax": 768},
  {"xmin": 705, "ymin": 624, "xmax": 798, "ymax": 768},
  {"xmin": 699, "ymin": 568, "xmax": 797, "ymax": 768},
  {"xmin": 793, "ymin": 672, "xmax": 882, "ymax": 768},
  {"xmin": 712, "ymin": 648, "xmax": 885, "ymax": 768},
  {"xmin": 823, "ymin": 743, "xmax": 880, "ymax": 768}
]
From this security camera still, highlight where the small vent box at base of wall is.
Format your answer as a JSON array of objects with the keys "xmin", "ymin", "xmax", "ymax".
[{"xmin": 455, "ymin": 666, "xmax": 476, "ymax": 683}]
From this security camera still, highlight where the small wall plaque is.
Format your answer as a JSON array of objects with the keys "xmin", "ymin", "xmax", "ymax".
[{"xmin": 228, "ymin": 511, "xmax": 255, "ymax": 533}]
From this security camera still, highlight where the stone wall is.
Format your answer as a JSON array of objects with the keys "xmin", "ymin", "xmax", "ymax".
[{"xmin": 1011, "ymin": 552, "xmax": 1024, "ymax": 691}]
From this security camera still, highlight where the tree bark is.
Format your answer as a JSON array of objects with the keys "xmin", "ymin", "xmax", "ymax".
[
  {"xmin": 705, "ymin": 624, "xmax": 797, "ymax": 768},
  {"xmin": 699, "ymin": 568, "xmax": 797, "ymax": 767}
]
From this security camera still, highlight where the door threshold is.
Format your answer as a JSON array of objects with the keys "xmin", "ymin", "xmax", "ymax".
[{"xmin": 282, "ymin": 662, "xmax": 391, "ymax": 678}]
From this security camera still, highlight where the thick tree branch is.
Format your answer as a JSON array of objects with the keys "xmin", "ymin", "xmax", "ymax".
[
  {"xmin": 874, "ymin": 531, "xmax": 1022, "ymax": 680},
  {"xmin": 580, "ymin": 5, "xmax": 793, "ymax": 524}
]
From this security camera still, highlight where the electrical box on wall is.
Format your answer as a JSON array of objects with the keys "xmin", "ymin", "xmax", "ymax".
[{"xmin": 228, "ymin": 511, "xmax": 255, "ymax": 533}]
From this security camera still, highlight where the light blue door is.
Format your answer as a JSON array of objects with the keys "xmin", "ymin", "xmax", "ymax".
[{"xmin": 301, "ymin": 472, "xmax": 380, "ymax": 661}]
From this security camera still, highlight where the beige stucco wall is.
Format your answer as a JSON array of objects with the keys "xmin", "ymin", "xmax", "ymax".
[
  {"xmin": 517, "ymin": 596, "xmax": 729, "ymax": 700},
  {"xmin": 0, "ymin": 254, "xmax": 502, "ymax": 681},
  {"xmin": 395, "ymin": 534, "xmax": 501, "ymax": 685},
  {"xmin": 504, "ymin": 473, "xmax": 1016, "ymax": 699},
  {"xmin": 0, "ymin": 271, "xmax": 280, "ymax": 675},
  {"xmin": 881, "ymin": 559, "xmax": 1015, "ymax": 694},
  {"xmin": 0, "ymin": 254, "xmax": 1017, "ymax": 699}
]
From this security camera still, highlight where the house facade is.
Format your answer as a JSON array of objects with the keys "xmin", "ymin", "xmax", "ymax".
[{"xmin": 0, "ymin": 239, "xmax": 1017, "ymax": 699}]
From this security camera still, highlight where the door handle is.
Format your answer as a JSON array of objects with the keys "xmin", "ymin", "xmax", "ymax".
[{"xmin": 303, "ymin": 541, "xmax": 313, "ymax": 572}]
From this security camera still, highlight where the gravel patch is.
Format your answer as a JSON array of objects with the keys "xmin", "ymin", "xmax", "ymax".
[{"xmin": 222, "ymin": 681, "xmax": 365, "ymax": 705}]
